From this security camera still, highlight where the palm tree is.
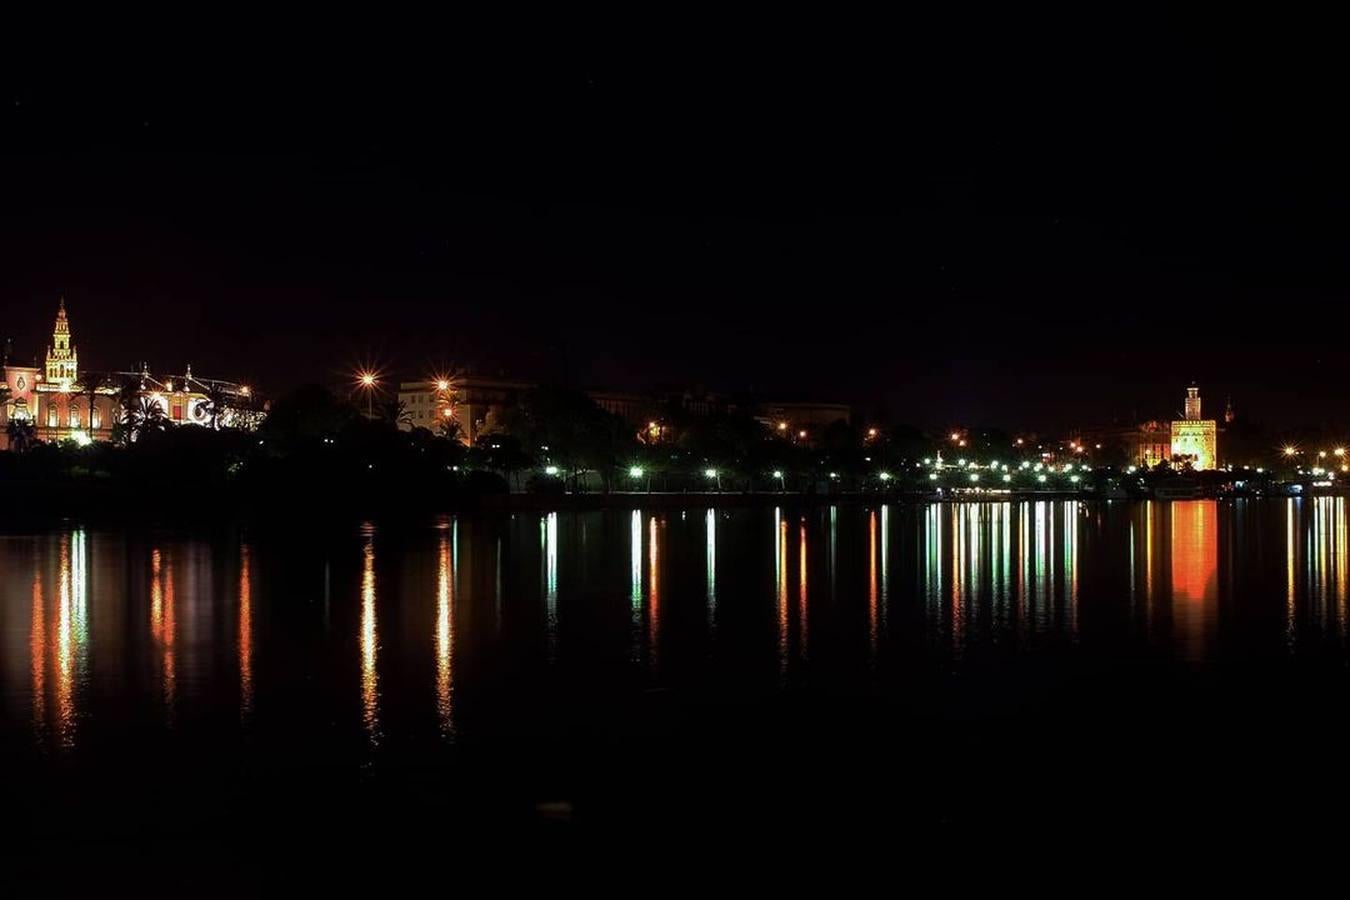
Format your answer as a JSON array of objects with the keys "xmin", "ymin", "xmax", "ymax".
[
  {"xmin": 437, "ymin": 415, "xmax": 463, "ymax": 443},
  {"xmin": 6, "ymin": 417, "xmax": 36, "ymax": 452},
  {"xmin": 80, "ymin": 371, "xmax": 109, "ymax": 436},
  {"xmin": 125, "ymin": 396, "xmax": 168, "ymax": 442},
  {"xmin": 382, "ymin": 399, "xmax": 413, "ymax": 429},
  {"xmin": 197, "ymin": 382, "xmax": 231, "ymax": 430}
]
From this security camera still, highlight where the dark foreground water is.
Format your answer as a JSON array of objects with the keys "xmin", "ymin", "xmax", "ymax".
[{"xmin": 6, "ymin": 498, "xmax": 1350, "ymax": 868}]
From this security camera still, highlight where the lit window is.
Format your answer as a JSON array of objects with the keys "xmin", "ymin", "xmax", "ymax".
[
  {"xmin": 173, "ymin": 405, "xmax": 183, "ymax": 420},
  {"xmin": 92, "ymin": 407, "xmax": 101, "ymax": 429},
  {"xmin": 69, "ymin": 407, "xmax": 80, "ymax": 427},
  {"xmin": 48, "ymin": 405, "xmax": 57, "ymax": 427}
]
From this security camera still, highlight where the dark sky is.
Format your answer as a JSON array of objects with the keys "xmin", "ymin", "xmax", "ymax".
[{"xmin": 3, "ymin": 14, "xmax": 1348, "ymax": 431}]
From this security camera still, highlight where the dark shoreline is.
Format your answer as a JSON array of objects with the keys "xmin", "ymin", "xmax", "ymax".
[{"xmin": 0, "ymin": 477, "xmax": 1325, "ymax": 533}]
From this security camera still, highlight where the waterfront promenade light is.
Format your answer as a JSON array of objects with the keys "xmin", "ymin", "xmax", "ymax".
[
  {"xmin": 355, "ymin": 370, "xmax": 379, "ymax": 417},
  {"xmin": 1284, "ymin": 446, "xmax": 1299, "ymax": 458},
  {"xmin": 629, "ymin": 466, "xmax": 644, "ymax": 478},
  {"xmin": 544, "ymin": 466, "xmax": 560, "ymax": 476}
]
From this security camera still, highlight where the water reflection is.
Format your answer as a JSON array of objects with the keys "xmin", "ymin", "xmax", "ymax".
[
  {"xmin": 239, "ymin": 544, "xmax": 253, "ymax": 721},
  {"xmin": 149, "ymin": 547, "xmax": 177, "ymax": 718},
  {"xmin": 705, "ymin": 509, "xmax": 717, "ymax": 630},
  {"xmin": 917, "ymin": 501, "xmax": 1082, "ymax": 654},
  {"xmin": 868, "ymin": 509, "xmax": 879, "ymax": 658},
  {"xmin": 360, "ymin": 527, "xmax": 380, "ymax": 747},
  {"xmin": 648, "ymin": 515, "xmax": 661, "ymax": 669},
  {"xmin": 542, "ymin": 512, "xmax": 558, "ymax": 661},
  {"xmin": 798, "ymin": 519, "xmax": 809, "ymax": 660},
  {"xmin": 1170, "ymin": 501, "xmax": 1218, "ymax": 661},
  {"xmin": 1284, "ymin": 497, "xmax": 1350, "ymax": 646},
  {"xmin": 30, "ymin": 570, "xmax": 44, "ymax": 737},
  {"xmin": 11, "ymin": 500, "xmax": 1350, "ymax": 760},
  {"xmin": 435, "ymin": 522, "xmax": 455, "ymax": 739},
  {"xmin": 630, "ymin": 510, "xmax": 642, "ymax": 661},
  {"xmin": 775, "ymin": 507, "xmax": 788, "ymax": 677}
]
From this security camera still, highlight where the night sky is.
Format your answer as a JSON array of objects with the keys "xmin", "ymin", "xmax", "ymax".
[{"xmin": 3, "ymin": 15, "xmax": 1348, "ymax": 431}]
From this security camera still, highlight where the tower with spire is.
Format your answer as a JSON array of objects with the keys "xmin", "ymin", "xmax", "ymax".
[
  {"xmin": 44, "ymin": 297, "xmax": 78, "ymax": 390},
  {"xmin": 1171, "ymin": 383, "xmax": 1218, "ymax": 470}
]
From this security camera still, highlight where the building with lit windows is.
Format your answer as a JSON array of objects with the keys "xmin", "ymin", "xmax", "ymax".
[
  {"xmin": 399, "ymin": 374, "xmax": 536, "ymax": 444},
  {"xmin": 1170, "ymin": 384, "xmax": 1217, "ymax": 470},
  {"xmin": 1, "ymin": 299, "xmax": 259, "ymax": 449}
]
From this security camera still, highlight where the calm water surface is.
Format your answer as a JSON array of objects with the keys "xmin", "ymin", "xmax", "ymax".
[{"xmin": 6, "ymin": 498, "xmax": 1350, "ymax": 851}]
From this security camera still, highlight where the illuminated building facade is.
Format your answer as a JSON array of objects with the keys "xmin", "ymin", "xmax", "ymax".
[
  {"xmin": 1170, "ymin": 385, "xmax": 1217, "ymax": 470},
  {"xmin": 1135, "ymin": 421, "xmax": 1172, "ymax": 469},
  {"xmin": 399, "ymin": 375, "xmax": 536, "ymax": 445},
  {"xmin": 1, "ymin": 299, "xmax": 259, "ymax": 449}
]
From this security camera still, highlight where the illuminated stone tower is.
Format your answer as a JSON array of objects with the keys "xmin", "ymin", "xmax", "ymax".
[
  {"xmin": 44, "ymin": 297, "xmax": 78, "ymax": 390},
  {"xmin": 1171, "ymin": 383, "xmax": 1217, "ymax": 470},
  {"xmin": 1184, "ymin": 385, "xmax": 1202, "ymax": 420}
]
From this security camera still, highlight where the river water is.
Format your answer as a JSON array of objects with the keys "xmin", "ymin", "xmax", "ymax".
[{"xmin": 5, "ymin": 498, "xmax": 1350, "ymax": 858}]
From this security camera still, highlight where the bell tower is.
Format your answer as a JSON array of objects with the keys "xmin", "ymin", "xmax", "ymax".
[
  {"xmin": 1184, "ymin": 384, "xmax": 1202, "ymax": 420},
  {"xmin": 45, "ymin": 297, "xmax": 78, "ymax": 389}
]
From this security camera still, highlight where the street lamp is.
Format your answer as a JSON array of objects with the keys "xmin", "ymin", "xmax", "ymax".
[
  {"xmin": 544, "ymin": 465, "xmax": 560, "ymax": 476},
  {"xmin": 704, "ymin": 468, "xmax": 721, "ymax": 491},
  {"xmin": 356, "ymin": 370, "xmax": 378, "ymax": 417}
]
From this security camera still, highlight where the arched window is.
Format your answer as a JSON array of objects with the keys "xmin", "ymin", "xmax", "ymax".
[
  {"xmin": 91, "ymin": 404, "xmax": 101, "ymax": 430},
  {"xmin": 48, "ymin": 402, "xmax": 58, "ymax": 428},
  {"xmin": 69, "ymin": 405, "xmax": 82, "ymax": 427}
]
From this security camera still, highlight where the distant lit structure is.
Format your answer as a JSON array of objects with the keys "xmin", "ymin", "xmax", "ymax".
[
  {"xmin": 399, "ymin": 374, "xmax": 536, "ymax": 444},
  {"xmin": 1171, "ymin": 385, "xmax": 1217, "ymax": 470},
  {"xmin": 1, "ymin": 299, "xmax": 260, "ymax": 448}
]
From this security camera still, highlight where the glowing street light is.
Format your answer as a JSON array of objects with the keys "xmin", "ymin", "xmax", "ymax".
[
  {"xmin": 867, "ymin": 427, "xmax": 878, "ymax": 439},
  {"xmin": 544, "ymin": 465, "xmax": 560, "ymax": 476},
  {"xmin": 1337, "ymin": 448, "xmax": 1346, "ymax": 457},
  {"xmin": 629, "ymin": 466, "xmax": 644, "ymax": 478},
  {"xmin": 878, "ymin": 471, "xmax": 892, "ymax": 482},
  {"xmin": 1070, "ymin": 475, "xmax": 1081, "ymax": 483},
  {"xmin": 772, "ymin": 469, "xmax": 783, "ymax": 479},
  {"xmin": 1037, "ymin": 474, "xmax": 1047, "ymax": 483},
  {"xmin": 1284, "ymin": 446, "xmax": 1299, "ymax": 457},
  {"xmin": 969, "ymin": 473, "xmax": 979, "ymax": 482},
  {"xmin": 950, "ymin": 432, "xmax": 960, "ymax": 441},
  {"xmin": 777, "ymin": 422, "xmax": 788, "ymax": 433},
  {"xmin": 239, "ymin": 385, "xmax": 251, "ymax": 397},
  {"xmin": 1002, "ymin": 473, "xmax": 1012, "ymax": 483},
  {"xmin": 797, "ymin": 430, "xmax": 807, "ymax": 440},
  {"xmin": 356, "ymin": 370, "xmax": 378, "ymax": 417}
]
